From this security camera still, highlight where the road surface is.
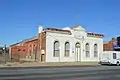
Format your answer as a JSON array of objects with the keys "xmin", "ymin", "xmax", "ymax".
[{"xmin": 0, "ymin": 66, "xmax": 120, "ymax": 80}]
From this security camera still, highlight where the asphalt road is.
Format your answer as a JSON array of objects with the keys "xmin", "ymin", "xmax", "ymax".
[{"xmin": 0, "ymin": 66, "xmax": 120, "ymax": 80}]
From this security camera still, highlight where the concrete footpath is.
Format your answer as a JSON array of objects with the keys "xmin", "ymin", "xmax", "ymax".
[{"xmin": 0, "ymin": 61, "xmax": 100, "ymax": 68}]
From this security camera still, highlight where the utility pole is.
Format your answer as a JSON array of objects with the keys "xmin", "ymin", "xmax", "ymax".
[{"xmin": 3, "ymin": 44, "xmax": 6, "ymax": 64}]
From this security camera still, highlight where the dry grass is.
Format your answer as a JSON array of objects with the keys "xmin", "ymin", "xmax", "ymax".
[
  {"xmin": 39, "ymin": 62, "xmax": 99, "ymax": 66},
  {"xmin": 2, "ymin": 61, "xmax": 100, "ymax": 67}
]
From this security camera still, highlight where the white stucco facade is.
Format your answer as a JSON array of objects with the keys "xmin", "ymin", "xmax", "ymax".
[{"xmin": 45, "ymin": 26, "xmax": 103, "ymax": 62}]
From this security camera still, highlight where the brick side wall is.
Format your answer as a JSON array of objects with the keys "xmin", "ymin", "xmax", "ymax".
[
  {"xmin": 11, "ymin": 39, "xmax": 38, "ymax": 61},
  {"xmin": 23, "ymin": 39, "xmax": 38, "ymax": 59},
  {"xmin": 11, "ymin": 46, "xmax": 27, "ymax": 61},
  {"xmin": 38, "ymin": 31, "xmax": 46, "ymax": 62},
  {"xmin": 103, "ymin": 39, "xmax": 117, "ymax": 51}
]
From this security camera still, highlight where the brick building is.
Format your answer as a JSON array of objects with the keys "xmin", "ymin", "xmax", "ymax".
[
  {"xmin": 11, "ymin": 46, "xmax": 27, "ymax": 61},
  {"xmin": 10, "ymin": 36, "xmax": 38, "ymax": 61},
  {"xmin": 103, "ymin": 38, "xmax": 117, "ymax": 51},
  {"xmin": 10, "ymin": 25, "xmax": 104, "ymax": 62},
  {"xmin": 103, "ymin": 37, "xmax": 120, "ymax": 51}
]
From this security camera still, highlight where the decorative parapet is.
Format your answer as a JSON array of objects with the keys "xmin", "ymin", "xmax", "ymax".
[
  {"xmin": 87, "ymin": 32, "xmax": 104, "ymax": 38},
  {"xmin": 44, "ymin": 28, "xmax": 72, "ymax": 35}
]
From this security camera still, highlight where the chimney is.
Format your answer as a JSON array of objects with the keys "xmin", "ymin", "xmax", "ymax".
[{"xmin": 38, "ymin": 25, "xmax": 43, "ymax": 33}]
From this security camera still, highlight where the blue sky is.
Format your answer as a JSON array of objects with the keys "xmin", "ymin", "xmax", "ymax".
[{"xmin": 0, "ymin": 0, "xmax": 120, "ymax": 46}]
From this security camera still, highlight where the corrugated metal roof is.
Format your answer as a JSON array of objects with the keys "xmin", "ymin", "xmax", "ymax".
[
  {"xmin": 10, "ymin": 36, "xmax": 38, "ymax": 47},
  {"xmin": 23, "ymin": 36, "xmax": 38, "ymax": 42}
]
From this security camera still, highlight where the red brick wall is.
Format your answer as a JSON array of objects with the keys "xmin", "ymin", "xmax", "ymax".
[
  {"xmin": 23, "ymin": 39, "xmax": 38, "ymax": 57},
  {"xmin": 11, "ymin": 46, "xmax": 27, "ymax": 61},
  {"xmin": 103, "ymin": 38, "xmax": 117, "ymax": 51},
  {"xmin": 38, "ymin": 31, "xmax": 46, "ymax": 62},
  {"xmin": 11, "ymin": 39, "xmax": 38, "ymax": 61},
  {"xmin": 10, "ymin": 31, "xmax": 46, "ymax": 62}
]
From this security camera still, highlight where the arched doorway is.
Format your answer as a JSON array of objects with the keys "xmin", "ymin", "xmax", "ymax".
[{"xmin": 75, "ymin": 42, "xmax": 81, "ymax": 62}]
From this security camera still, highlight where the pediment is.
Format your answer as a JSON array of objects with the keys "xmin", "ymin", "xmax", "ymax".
[{"xmin": 72, "ymin": 26, "xmax": 85, "ymax": 31}]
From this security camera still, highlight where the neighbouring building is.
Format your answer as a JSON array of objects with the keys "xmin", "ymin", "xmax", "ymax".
[
  {"xmin": 103, "ymin": 38, "xmax": 116, "ymax": 51},
  {"xmin": 10, "ymin": 25, "xmax": 104, "ymax": 62},
  {"xmin": 103, "ymin": 37, "xmax": 120, "ymax": 51}
]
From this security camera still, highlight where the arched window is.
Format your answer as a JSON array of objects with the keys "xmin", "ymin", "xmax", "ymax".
[
  {"xmin": 85, "ymin": 43, "xmax": 90, "ymax": 58},
  {"xmin": 53, "ymin": 41, "xmax": 60, "ymax": 57},
  {"xmin": 94, "ymin": 44, "xmax": 98, "ymax": 58},
  {"xmin": 65, "ymin": 42, "xmax": 70, "ymax": 57},
  {"xmin": 76, "ymin": 42, "xmax": 80, "ymax": 48}
]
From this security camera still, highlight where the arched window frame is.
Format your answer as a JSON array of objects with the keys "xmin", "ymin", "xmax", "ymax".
[
  {"xmin": 53, "ymin": 41, "xmax": 60, "ymax": 57},
  {"xmin": 75, "ymin": 42, "xmax": 80, "ymax": 48},
  {"xmin": 65, "ymin": 42, "xmax": 70, "ymax": 57},
  {"xmin": 94, "ymin": 44, "xmax": 98, "ymax": 58},
  {"xmin": 85, "ymin": 43, "xmax": 90, "ymax": 58}
]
